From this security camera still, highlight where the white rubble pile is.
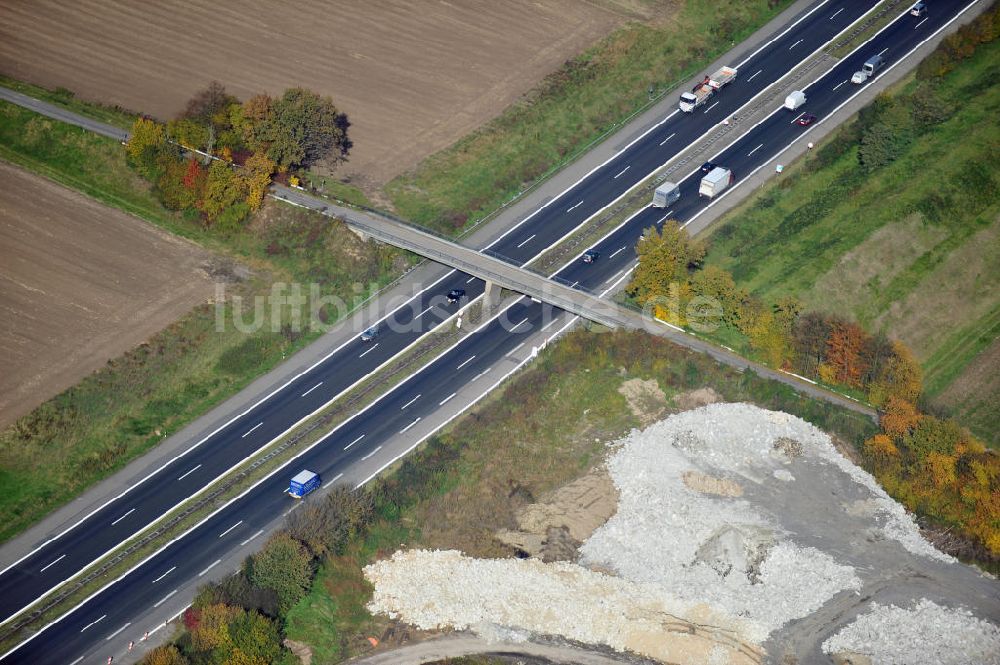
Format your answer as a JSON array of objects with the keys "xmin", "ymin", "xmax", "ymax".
[
  {"xmin": 581, "ymin": 403, "xmax": 864, "ymax": 642},
  {"xmin": 365, "ymin": 549, "xmax": 755, "ymax": 663},
  {"xmin": 822, "ymin": 598, "xmax": 1000, "ymax": 664}
]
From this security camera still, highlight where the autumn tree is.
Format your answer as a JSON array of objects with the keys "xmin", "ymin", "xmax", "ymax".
[
  {"xmin": 247, "ymin": 533, "xmax": 313, "ymax": 613},
  {"xmin": 225, "ymin": 607, "xmax": 282, "ymax": 665},
  {"xmin": 868, "ymin": 340, "xmax": 923, "ymax": 406},
  {"xmin": 242, "ymin": 152, "xmax": 276, "ymax": 211},
  {"xmin": 139, "ymin": 645, "xmax": 188, "ymax": 665},
  {"xmin": 628, "ymin": 222, "xmax": 705, "ymax": 311},
  {"xmin": 819, "ymin": 320, "xmax": 868, "ymax": 387},
  {"xmin": 200, "ymin": 161, "xmax": 248, "ymax": 223},
  {"xmin": 880, "ymin": 396, "xmax": 921, "ymax": 439},
  {"xmin": 791, "ymin": 312, "xmax": 837, "ymax": 376},
  {"xmin": 286, "ymin": 486, "xmax": 376, "ymax": 556},
  {"xmin": 126, "ymin": 117, "xmax": 168, "ymax": 178},
  {"xmin": 183, "ymin": 81, "xmax": 239, "ymax": 126}
]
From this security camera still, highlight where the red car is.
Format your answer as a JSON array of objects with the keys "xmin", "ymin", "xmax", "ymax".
[{"xmin": 796, "ymin": 113, "xmax": 817, "ymax": 126}]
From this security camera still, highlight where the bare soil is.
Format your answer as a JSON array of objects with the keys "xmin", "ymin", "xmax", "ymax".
[
  {"xmin": 0, "ymin": 161, "xmax": 216, "ymax": 427},
  {"xmin": 0, "ymin": 0, "xmax": 627, "ymax": 189}
]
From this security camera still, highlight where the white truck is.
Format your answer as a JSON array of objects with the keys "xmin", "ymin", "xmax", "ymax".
[
  {"xmin": 652, "ymin": 181, "xmax": 680, "ymax": 208},
  {"xmin": 699, "ymin": 167, "xmax": 734, "ymax": 198},
  {"xmin": 679, "ymin": 66, "xmax": 737, "ymax": 113}
]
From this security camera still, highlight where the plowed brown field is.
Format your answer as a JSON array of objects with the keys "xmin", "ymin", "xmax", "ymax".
[
  {"xmin": 0, "ymin": 0, "xmax": 626, "ymax": 187},
  {"xmin": 0, "ymin": 162, "xmax": 216, "ymax": 428}
]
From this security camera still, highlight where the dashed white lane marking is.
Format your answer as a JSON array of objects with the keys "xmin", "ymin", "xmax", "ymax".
[
  {"xmin": 79, "ymin": 614, "xmax": 106, "ymax": 633},
  {"xmin": 915, "ymin": 17, "xmax": 928, "ymax": 29},
  {"xmin": 110, "ymin": 508, "xmax": 135, "ymax": 526},
  {"xmin": 833, "ymin": 80, "xmax": 848, "ymax": 91},
  {"xmin": 218, "ymin": 520, "xmax": 243, "ymax": 538},
  {"xmin": 747, "ymin": 143, "xmax": 764, "ymax": 157},
  {"xmin": 613, "ymin": 165, "xmax": 630, "ymax": 179},
  {"xmin": 704, "ymin": 101, "xmax": 719, "ymax": 113},
  {"xmin": 659, "ymin": 132, "xmax": 675, "ymax": 146},
  {"xmin": 153, "ymin": 590, "xmax": 177, "ymax": 608},
  {"xmin": 456, "ymin": 355, "xmax": 476, "ymax": 370},
  {"xmin": 878, "ymin": 46, "xmax": 888, "ymax": 56},
  {"xmin": 789, "ymin": 38, "xmax": 803, "ymax": 49},
  {"xmin": 359, "ymin": 342, "xmax": 380, "ymax": 358},
  {"xmin": 360, "ymin": 445, "xmax": 382, "ymax": 461},
  {"xmin": 605, "ymin": 269, "xmax": 625, "ymax": 285},
  {"xmin": 105, "ymin": 622, "xmax": 130, "ymax": 641},
  {"xmin": 39, "ymin": 554, "xmax": 66, "ymax": 573},
  {"xmin": 345, "ymin": 434, "xmax": 365, "ymax": 450},
  {"xmin": 510, "ymin": 317, "xmax": 529, "ymax": 331},
  {"xmin": 198, "ymin": 559, "xmax": 222, "ymax": 577},
  {"xmin": 830, "ymin": 7, "xmax": 844, "ymax": 19},
  {"xmin": 507, "ymin": 342, "xmax": 525, "ymax": 357},
  {"xmin": 400, "ymin": 418, "xmax": 421, "ymax": 434},
  {"xmin": 609, "ymin": 245, "xmax": 626, "ymax": 258},
  {"xmin": 439, "ymin": 392, "xmax": 457, "ymax": 406},
  {"xmin": 301, "ymin": 381, "xmax": 323, "ymax": 397},
  {"xmin": 241, "ymin": 422, "xmax": 263, "ymax": 438},
  {"xmin": 747, "ymin": 69, "xmax": 762, "ymax": 82},
  {"xmin": 516, "ymin": 234, "xmax": 536, "ymax": 248},
  {"xmin": 541, "ymin": 318, "xmax": 559, "ymax": 332},
  {"xmin": 400, "ymin": 394, "xmax": 421, "ymax": 410},
  {"xmin": 567, "ymin": 201, "xmax": 583, "ymax": 212},
  {"xmin": 152, "ymin": 566, "xmax": 175, "ymax": 584},
  {"xmin": 465, "ymin": 276, "xmax": 476, "ymax": 284},
  {"xmin": 473, "ymin": 367, "xmax": 492, "ymax": 381},
  {"xmin": 177, "ymin": 464, "xmax": 201, "ymax": 481},
  {"xmin": 240, "ymin": 529, "xmax": 264, "ymax": 547}
]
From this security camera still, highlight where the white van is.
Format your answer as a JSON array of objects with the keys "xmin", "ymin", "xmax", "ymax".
[
  {"xmin": 862, "ymin": 54, "xmax": 885, "ymax": 76},
  {"xmin": 784, "ymin": 90, "xmax": 807, "ymax": 111}
]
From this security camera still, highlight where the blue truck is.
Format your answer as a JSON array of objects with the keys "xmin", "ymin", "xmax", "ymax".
[{"xmin": 288, "ymin": 470, "xmax": 321, "ymax": 498}]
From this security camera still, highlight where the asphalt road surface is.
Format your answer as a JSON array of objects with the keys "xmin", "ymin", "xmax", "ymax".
[
  {"xmin": 2, "ymin": 1, "xmax": 977, "ymax": 662},
  {"xmin": 0, "ymin": 0, "xmax": 879, "ymax": 628}
]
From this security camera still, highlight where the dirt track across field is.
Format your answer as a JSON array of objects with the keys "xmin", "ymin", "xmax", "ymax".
[
  {"xmin": 0, "ymin": 161, "xmax": 215, "ymax": 428},
  {"xmin": 0, "ymin": 0, "xmax": 627, "ymax": 188}
]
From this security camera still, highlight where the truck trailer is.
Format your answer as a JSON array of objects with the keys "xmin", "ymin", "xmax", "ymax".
[
  {"xmin": 288, "ymin": 470, "xmax": 321, "ymax": 498},
  {"xmin": 699, "ymin": 167, "xmax": 734, "ymax": 198},
  {"xmin": 679, "ymin": 66, "xmax": 737, "ymax": 112}
]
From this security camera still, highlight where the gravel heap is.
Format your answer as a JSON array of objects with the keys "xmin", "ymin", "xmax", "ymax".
[
  {"xmin": 580, "ymin": 403, "xmax": 864, "ymax": 643},
  {"xmin": 822, "ymin": 598, "xmax": 1000, "ymax": 664},
  {"xmin": 365, "ymin": 549, "xmax": 759, "ymax": 665}
]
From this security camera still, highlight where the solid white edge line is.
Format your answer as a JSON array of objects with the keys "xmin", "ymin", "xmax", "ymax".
[
  {"xmin": 684, "ymin": 0, "xmax": 977, "ymax": 227},
  {"xmin": 0, "ymin": 0, "xmax": 855, "ymax": 594},
  {"xmin": 4, "ymin": 1, "xmax": 942, "ymax": 654}
]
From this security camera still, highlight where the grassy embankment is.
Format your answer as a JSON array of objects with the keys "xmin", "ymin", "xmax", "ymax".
[
  {"xmin": 0, "ymin": 100, "xmax": 410, "ymax": 542},
  {"xmin": 702, "ymin": 38, "xmax": 1000, "ymax": 444},
  {"xmin": 283, "ymin": 329, "xmax": 876, "ymax": 664},
  {"xmin": 384, "ymin": 0, "xmax": 794, "ymax": 235}
]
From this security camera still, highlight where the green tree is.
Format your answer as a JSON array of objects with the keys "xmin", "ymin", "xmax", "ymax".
[
  {"xmin": 227, "ymin": 609, "xmax": 282, "ymax": 665},
  {"xmin": 248, "ymin": 533, "xmax": 313, "ymax": 612},
  {"xmin": 690, "ymin": 265, "xmax": 744, "ymax": 327},
  {"xmin": 140, "ymin": 645, "xmax": 189, "ymax": 665},
  {"xmin": 258, "ymin": 88, "xmax": 352, "ymax": 170}
]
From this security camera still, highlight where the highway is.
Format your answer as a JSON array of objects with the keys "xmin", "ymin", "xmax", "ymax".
[
  {"xmin": 0, "ymin": 0, "xmax": 879, "ymax": 629},
  {"xmin": 1, "ymin": 1, "xmax": 977, "ymax": 662}
]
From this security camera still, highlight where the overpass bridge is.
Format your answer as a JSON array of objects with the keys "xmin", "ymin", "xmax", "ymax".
[{"xmin": 274, "ymin": 184, "xmax": 876, "ymax": 420}]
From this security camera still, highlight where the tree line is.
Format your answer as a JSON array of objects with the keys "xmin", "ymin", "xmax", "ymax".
[{"xmin": 126, "ymin": 83, "xmax": 351, "ymax": 234}]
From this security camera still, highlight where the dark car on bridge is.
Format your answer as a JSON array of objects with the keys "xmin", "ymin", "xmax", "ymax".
[
  {"xmin": 582, "ymin": 250, "xmax": 600, "ymax": 264},
  {"xmin": 447, "ymin": 288, "xmax": 466, "ymax": 304}
]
